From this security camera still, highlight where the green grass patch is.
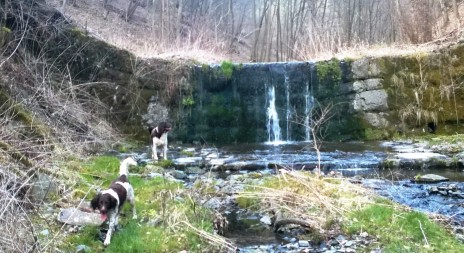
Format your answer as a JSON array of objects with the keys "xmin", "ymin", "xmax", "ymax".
[
  {"xmin": 344, "ymin": 200, "xmax": 464, "ymax": 253},
  {"xmin": 61, "ymin": 155, "xmax": 219, "ymax": 252}
]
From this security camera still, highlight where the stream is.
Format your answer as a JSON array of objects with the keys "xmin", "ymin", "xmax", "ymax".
[{"xmin": 127, "ymin": 140, "xmax": 464, "ymax": 252}]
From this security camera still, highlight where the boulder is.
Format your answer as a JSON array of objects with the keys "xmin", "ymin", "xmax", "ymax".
[{"xmin": 411, "ymin": 174, "xmax": 449, "ymax": 183}]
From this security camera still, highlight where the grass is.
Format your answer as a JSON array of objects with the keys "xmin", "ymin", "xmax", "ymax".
[
  {"xmin": 59, "ymin": 155, "xmax": 232, "ymax": 253},
  {"xmin": 344, "ymin": 199, "xmax": 464, "ymax": 253}
]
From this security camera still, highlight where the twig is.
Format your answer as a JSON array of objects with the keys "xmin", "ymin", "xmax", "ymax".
[{"xmin": 418, "ymin": 219, "xmax": 430, "ymax": 247}]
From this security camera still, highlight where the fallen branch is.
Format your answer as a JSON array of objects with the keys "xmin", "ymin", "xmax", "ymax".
[{"xmin": 272, "ymin": 210, "xmax": 312, "ymax": 232}]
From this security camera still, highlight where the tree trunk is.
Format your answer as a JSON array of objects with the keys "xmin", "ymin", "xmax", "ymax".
[{"xmin": 452, "ymin": 0, "xmax": 460, "ymax": 28}]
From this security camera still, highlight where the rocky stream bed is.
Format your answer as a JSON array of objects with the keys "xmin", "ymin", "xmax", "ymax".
[{"xmin": 46, "ymin": 140, "xmax": 464, "ymax": 252}]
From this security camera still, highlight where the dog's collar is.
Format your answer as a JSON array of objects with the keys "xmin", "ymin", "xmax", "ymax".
[{"xmin": 101, "ymin": 189, "xmax": 120, "ymax": 207}]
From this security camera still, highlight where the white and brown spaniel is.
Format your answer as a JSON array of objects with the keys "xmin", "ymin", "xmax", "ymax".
[
  {"xmin": 90, "ymin": 157, "xmax": 138, "ymax": 246},
  {"xmin": 148, "ymin": 122, "xmax": 172, "ymax": 161}
]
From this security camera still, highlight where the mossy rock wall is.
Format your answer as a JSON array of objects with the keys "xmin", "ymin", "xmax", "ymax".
[
  {"xmin": 377, "ymin": 46, "xmax": 464, "ymax": 135},
  {"xmin": 314, "ymin": 42, "xmax": 464, "ymax": 141}
]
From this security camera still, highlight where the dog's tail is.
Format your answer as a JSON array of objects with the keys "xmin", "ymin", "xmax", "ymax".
[{"xmin": 120, "ymin": 157, "xmax": 137, "ymax": 176}]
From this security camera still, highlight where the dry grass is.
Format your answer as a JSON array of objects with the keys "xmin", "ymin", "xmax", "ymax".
[
  {"xmin": 49, "ymin": 0, "xmax": 464, "ymax": 64},
  {"xmin": 238, "ymin": 170, "xmax": 374, "ymax": 232}
]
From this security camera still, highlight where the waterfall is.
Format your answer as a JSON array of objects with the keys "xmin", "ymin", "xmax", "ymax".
[
  {"xmin": 266, "ymin": 85, "xmax": 282, "ymax": 143},
  {"xmin": 304, "ymin": 87, "xmax": 314, "ymax": 141},
  {"xmin": 285, "ymin": 73, "xmax": 291, "ymax": 141}
]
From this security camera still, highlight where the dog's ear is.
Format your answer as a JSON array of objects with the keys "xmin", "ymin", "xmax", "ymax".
[{"xmin": 90, "ymin": 193, "xmax": 101, "ymax": 210}]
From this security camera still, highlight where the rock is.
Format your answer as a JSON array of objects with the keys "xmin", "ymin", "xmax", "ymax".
[
  {"xmin": 57, "ymin": 207, "xmax": 104, "ymax": 226},
  {"xmin": 204, "ymin": 197, "xmax": 222, "ymax": 209},
  {"xmin": 298, "ymin": 240, "xmax": 310, "ymax": 247},
  {"xmin": 144, "ymin": 164, "xmax": 164, "ymax": 174},
  {"xmin": 344, "ymin": 240, "xmax": 354, "ymax": 247},
  {"xmin": 184, "ymin": 166, "xmax": 204, "ymax": 174},
  {"xmin": 75, "ymin": 245, "xmax": 91, "ymax": 253},
  {"xmin": 353, "ymin": 90, "xmax": 388, "ymax": 112},
  {"xmin": 147, "ymin": 217, "xmax": 163, "ymax": 227},
  {"xmin": 456, "ymin": 233, "xmax": 464, "ymax": 243},
  {"xmin": 29, "ymin": 173, "xmax": 58, "ymax": 202},
  {"xmin": 170, "ymin": 170, "xmax": 187, "ymax": 180},
  {"xmin": 411, "ymin": 174, "xmax": 449, "ymax": 183},
  {"xmin": 351, "ymin": 58, "xmax": 380, "ymax": 79},
  {"xmin": 259, "ymin": 215, "xmax": 272, "ymax": 225}
]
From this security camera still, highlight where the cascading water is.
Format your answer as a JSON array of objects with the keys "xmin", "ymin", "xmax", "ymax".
[
  {"xmin": 285, "ymin": 73, "xmax": 291, "ymax": 141},
  {"xmin": 304, "ymin": 82, "xmax": 314, "ymax": 141},
  {"xmin": 266, "ymin": 85, "xmax": 282, "ymax": 143},
  {"xmin": 192, "ymin": 61, "xmax": 317, "ymax": 144}
]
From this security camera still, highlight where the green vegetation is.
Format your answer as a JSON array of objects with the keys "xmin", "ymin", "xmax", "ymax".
[
  {"xmin": 182, "ymin": 96, "xmax": 195, "ymax": 106},
  {"xmin": 220, "ymin": 60, "xmax": 234, "ymax": 79},
  {"xmin": 345, "ymin": 199, "xmax": 464, "ymax": 253},
  {"xmin": 154, "ymin": 159, "xmax": 175, "ymax": 168},
  {"xmin": 316, "ymin": 58, "xmax": 341, "ymax": 84},
  {"xmin": 59, "ymin": 155, "xmax": 225, "ymax": 253},
  {"xmin": 180, "ymin": 150, "xmax": 194, "ymax": 157}
]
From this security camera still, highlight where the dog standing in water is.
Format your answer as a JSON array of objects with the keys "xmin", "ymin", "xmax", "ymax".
[
  {"xmin": 90, "ymin": 157, "xmax": 138, "ymax": 246},
  {"xmin": 149, "ymin": 122, "xmax": 172, "ymax": 160}
]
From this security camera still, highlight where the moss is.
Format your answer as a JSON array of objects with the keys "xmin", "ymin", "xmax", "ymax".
[
  {"xmin": 220, "ymin": 60, "xmax": 234, "ymax": 79},
  {"xmin": 378, "ymin": 44, "xmax": 464, "ymax": 139},
  {"xmin": 180, "ymin": 150, "xmax": 194, "ymax": 157},
  {"xmin": 155, "ymin": 159, "xmax": 175, "ymax": 168},
  {"xmin": 316, "ymin": 58, "xmax": 341, "ymax": 84},
  {"xmin": 182, "ymin": 96, "xmax": 195, "ymax": 106},
  {"xmin": 0, "ymin": 90, "xmax": 51, "ymax": 140}
]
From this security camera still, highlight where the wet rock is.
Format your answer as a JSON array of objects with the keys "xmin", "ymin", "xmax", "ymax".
[
  {"xmin": 412, "ymin": 174, "xmax": 449, "ymax": 183},
  {"xmin": 298, "ymin": 240, "xmax": 310, "ymax": 247},
  {"xmin": 169, "ymin": 170, "xmax": 187, "ymax": 180},
  {"xmin": 260, "ymin": 215, "xmax": 272, "ymax": 225},
  {"xmin": 57, "ymin": 207, "xmax": 104, "ymax": 226}
]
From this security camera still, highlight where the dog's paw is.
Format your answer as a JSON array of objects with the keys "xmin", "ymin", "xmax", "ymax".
[
  {"xmin": 103, "ymin": 239, "xmax": 111, "ymax": 246},
  {"xmin": 132, "ymin": 214, "xmax": 138, "ymax": 220}
]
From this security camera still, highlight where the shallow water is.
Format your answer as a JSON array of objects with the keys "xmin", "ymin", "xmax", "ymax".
[
  {"xmin": 129, "ymin": 140, "xmax": 464, "ymax": 251},
  {"xmin": 211, "ymin": 141, "xmax": 464, "ymax": 181}
]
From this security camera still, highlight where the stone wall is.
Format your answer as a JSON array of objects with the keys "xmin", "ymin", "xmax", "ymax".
[{"xmin": 316, "ymin": 41, "xmax": 464, "ymax": 141}]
